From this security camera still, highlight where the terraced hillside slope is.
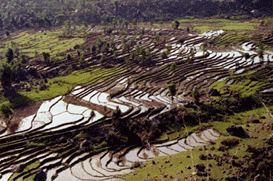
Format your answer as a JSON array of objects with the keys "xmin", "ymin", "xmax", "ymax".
[{"xmin": 1, "ymin": 21, "xmax": 273, "ymax": 181}]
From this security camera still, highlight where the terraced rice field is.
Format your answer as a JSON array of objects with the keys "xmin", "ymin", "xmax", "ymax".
[
  {"xmin": 0, "ymin": 30, "xmax": 85, "ymax": 59},
  {"xmin": 1, "ymin": 27, "xmax": 273, "ymax": 180}
]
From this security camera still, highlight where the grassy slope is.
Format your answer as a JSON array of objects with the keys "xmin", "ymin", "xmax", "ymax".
[
  {"xmin": 121, "ymin": 19, "xmax": 273, "ymax": 180},
  {"xmin": 16, "ymin": 67, "xmax": 120, "ymax": 102},
  {"xmin": 178, "ymin": 18, "xmax": 258, "ymax": 33},
  {"xmin": 122, "ymin": 106, "xmax": 273, "ymax": 181},
  {"xmin": 1, "ymin": 18, "xmax": 273, "ymax": 180},
  {"xmin": 0, "ymin": 29, "xmax": 84, "ymax": 59}
]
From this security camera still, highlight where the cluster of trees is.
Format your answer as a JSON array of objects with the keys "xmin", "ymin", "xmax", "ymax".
[
  {"xmin": 129, "ymin": 43, "xmax": 153, "ymax": 65},
  {"xmin": 105, "ymin": 82, "xmax": 263, "ymax": 147},
  {"xmin": 107, "ymin": 106, "xmax": 161, "ymax": 146},
  {"xmin": 0, "ymin": 48, "xmax": 27, "ymax": 96},
  {"xmin": 0, "ymin": 0, "xmax": 272, "ymax": 32}
]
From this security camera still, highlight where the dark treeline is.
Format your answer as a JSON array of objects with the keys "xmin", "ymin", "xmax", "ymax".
[{"xmin": 0, "ymin": 0, "xmax": 272, "ymax": 31}]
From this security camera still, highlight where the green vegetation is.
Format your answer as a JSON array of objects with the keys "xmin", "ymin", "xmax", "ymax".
[
  {"xmin": 1, "ymin": 8, "xmax": 273, "ymax": 181},
  {"xmin": 167, "ymin": 82, "xmax": 176, "ymax": 103},
  {"xmin": 54, "ymin": 66, "xmax": 124, "ymax": 85},
  {"xmin": 9, "ymin": 161, "xmax": 40, "ymax": 181},
  {"xmin": 171, "ymin": 20, "xmax": 180, "ymax": 30},
  {"xmin": 0, "ymin": 0, "xmax": 271, "ymax": 33},
  {"xmin": 123, "ymin": 105, "xmax": 273, "ymax": 181},
  {"xmin": 195, "ymin": 21, "xmax": 257, "ymax": 33},
  {"xmin": 0, "ymin": 31, "xmax": 84, "ymax": 59},
  {"xmin": 210, "ymin": 67, "xmax": 271, "ymax": 97},
  {"xmin": 19, "ymin": 80, "xmax": 73, "ymax": 102},
  {"xmin": 0, "ymin": 101, "xmax": 13, "ymax": 118}
]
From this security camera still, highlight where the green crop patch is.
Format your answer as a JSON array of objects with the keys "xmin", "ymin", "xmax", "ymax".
[
  {"xmin": 54, "ymin": 66, "xmax": 125, "ymax": 85},
  {"xmin": 8, "ymin": 161, "xmax": 40, "ymax": 181},
  {"xmin": 0, "ymin": 30, "xmax": 84, "ymax": 59},
  {"xmin": 19, "ymin": 81, "xmax": 73, "ymax": 103},
  {"xmin": 178, "ymin": 18, "xmax": 258, "ymax": 33}
]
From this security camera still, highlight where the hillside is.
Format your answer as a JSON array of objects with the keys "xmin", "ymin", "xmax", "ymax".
[{"xmin": 0, "ymin": 14, "xmax": 273, "ymax": 181}]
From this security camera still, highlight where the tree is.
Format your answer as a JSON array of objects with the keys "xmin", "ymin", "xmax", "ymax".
[
  {"xmin": 64, "ymin": 20, "xmax": 71, "ymax": 34},
  {"xmin": 122, "ymin": 19, "xmax": 129, "ymax": 29},
  {"xmin": 79, "ymin": 56, "xmax": 85, "ymax": 67},
  {"xmin": 5, "ymin": 31, "xmax": 10, "ymax": 36},
  {"xmin": 0, "ymin": 102, "xmax": 13, "ymax": 118},
  {"xmin": 161, "ymin": 51, "xmax": 168, "ymax": 59},
  {"xmin": 101, "ymin": 43, "xmax": 109, "ymax": 55},
  {"xmin": 112, "ymin": 106, "xmax": 121, "ymax": 118},
  {"xmin": 170, "ymin": 62, "xmax": 177, "ymax": 73},
  {"xmin": 125, "ymin": 59, "xmax": 131, "ymax": 71},
  {"xmin": 166, "ymin": 43, "xmax": 172, "ymax": 55},
  {"xmin": 100, "ymin": 54, "xmax": 106, "ymax": 66},
  {"xmin": 90, "ymin": 44, "xmax": 96, "ymax": 53},
  {"xmin": 154, "ymin": 33, "xmax": 160, "ymax": 44},
  {"xmin": 6, "ymin": 48, "xmax": 14, "ymax": 63},
  {"xmin": 189, "ymin": 47, "xmax": 196, "ymax": 60},
  {"xmin": 243, "ymin": 52, "xmax": 250, "ymax": 60},
  {"xmin": 167, "ymin": 82, "xmax": 176, "ymax": 103},
  {"xmin": 0, "ymin": 64, "xmax": 13, "ymax": 94},
  {"xmin": 235, "ymin": 0, "xmax": 253, "ymax": 10},
  {"xmin": 114, "ymin": 1, "xmax": 119, "ymax": 16},
  {"xmin": 66, "ymin": 53, "xmax": 71, "ymax": 61},
  {"xmin": 42, "ymin": 52, "xmax": 50, "ymax": 64},
  {"xmin": 141, "ymin": 28, "xmax": 145, "ymax": 35},
  {"xmin": 132, "ymin": 18, "xmax": 137, "ymax": 25},
  {"xmin": 172, "ymin": 20, "xmax": 180, "ymax": 30},
  {"xmin": 257, "ymin": 45, "xmax": 264, "ymax": 60},
  {"xmin": 83, "ymin": 21, "xmax": 88, "ymax": 28},
  {"xmin": 20, "ymin": 55, "xmax": 27, "ymax": 64},
  {"xmin": 192, "ymin": 87, "xmax": 201, "ymax": 104},
  {"xmin": 178, "ymin": 36, "xmax": 185, "ymax": 44}
]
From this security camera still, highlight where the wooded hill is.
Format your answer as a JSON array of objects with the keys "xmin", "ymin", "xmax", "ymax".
[{"xmin": 0, "ymin": 0, "xmax": 272, "ymax": 32}]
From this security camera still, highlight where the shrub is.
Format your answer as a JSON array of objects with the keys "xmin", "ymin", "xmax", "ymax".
[
  {"xmin": 6, "ymin": 48, "xmax": 14, "ymax": 63},
  {"xmin": 0, "ymin": 102, "xmax": 13, "ymax": 118},
  {"xmin": 66, "ymin": 54, "xmax": 71, "ymax": 61},
  {"xmin": 178, "ymin": 36, "xmax": 185, "ymax": 44},
  {"xmin": 77, "ymin": 50, "xmax": 81, "ymax": 56},
  {"xmin": 104, "ymin": 27, "xmax": 113, "ymax": 35},
  {"xmin": 141, "ymin": 27, "xmax": 145, "ymax": 35},
  {"xmin": 78, "ymin": 56, "xmax": 85, "ymax": 66},
  {"xmin": 192, "ymin": 87, "xmax": 201, "ymax": 104},
  {"xmin": 155, "ymin": 33, "xmax": 159, "ymax": 42},
  {"xmin": 20, "ymin": 55, "xmax": 27, "ymax": 64},
  {"xmin": 161, "ymin": 51, "xmax": 168, "ymax": 59},
  {"xmin": 90, "ymin": 110, "xmax": 95, "ymax": 117},
  {"xmin": 165, "ymin": 43, "xmax": 172, "ymax": 54},
  {"xmin": 5, "ymin": 31, "xmax": 10, "ymax": 36},
  {"xmin": 39, "ymin": 82, "xmax": 47, "ymax": 91},
  {"xmin": 244, "ymin": 52, "xmax": 250, "ymax": 60},
  {"xmin": 42, "ymin": 52, "xmax": 50, "ymax": 64},
  {"xmin": 90, "ymin": 44, "xmax": 96, "ymax": 53},
  {"xmin": 112, "ymin": 106, "xmax": 121, "ymax": 118},
  {"xmin": 170, "ymin": 62, "xmax": 177, "ymax": 71},
  {"xmin": 167, "ymin": 82, "xmax": 176, "ymax": 102},
  {"xmin": 55, "ymin": 57, "xmax": 60, "ymax": 62},
  {"xmin": 172, "ymin": 20, "xmax": 180, "ymax": 29},
  {"xmin": 220, "ymin": 138, "xmax": 239, "ymax": 147}
]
